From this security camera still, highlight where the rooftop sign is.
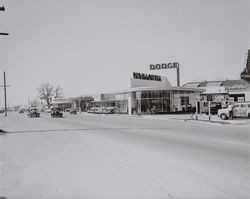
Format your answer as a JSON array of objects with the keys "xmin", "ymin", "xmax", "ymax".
[
  {"xmin": 133, "ymin": 72, "xmax": 161, "ymax": 81},
  {"xmin": 150, "ymin": 62, "xmax": 179, "ymax": 70}
]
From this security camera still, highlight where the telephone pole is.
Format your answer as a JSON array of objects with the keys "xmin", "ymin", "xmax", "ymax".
[
  {"xmin": 1, "ymin": 6, "xmax": 9, "ymax": 116},
  {"xmin": 0, "ymin": 72, "xmax": 10, "ymax": 116},
  {"xmin": 4, "ymin": 72, "xmax": 7, "ymax": 116}
]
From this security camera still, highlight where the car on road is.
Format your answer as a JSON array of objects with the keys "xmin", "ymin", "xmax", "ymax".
[
  {"xmin": 27, "ymin": 108, "xmax": 40, "ymax": 118},
  {"xmin": 218, "ymin": 101, "xmax": 250, "ymax": 120},
  {"xmin": 51, "ymin": 108, "xmax": 63, "ymax": 118}
]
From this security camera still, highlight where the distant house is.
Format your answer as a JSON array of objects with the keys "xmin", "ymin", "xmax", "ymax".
[
  {"xmin": 51, "ymin": 97, "xmax": 73, "ymax": 111},
  {"xmin": 72, "ymin": 96, "xmax": 94, "ymax": 111}
]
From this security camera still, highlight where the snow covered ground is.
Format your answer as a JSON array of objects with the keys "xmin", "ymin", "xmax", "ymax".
[{"xmin": 0, "ymin": 112, "xmax": 250, "ymax": 199}]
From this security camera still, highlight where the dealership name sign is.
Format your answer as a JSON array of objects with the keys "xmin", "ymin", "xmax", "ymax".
[
  {"xmin": 133, "ymin": 72, "xmax": 161, "ymax": 81},
  {"xmin": 150, "ymin": 62, "xmax": 179, "ymax": 70}
]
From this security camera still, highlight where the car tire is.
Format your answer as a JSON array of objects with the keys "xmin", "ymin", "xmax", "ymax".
[
  {"xmin": 248, "ymin": 113, "xmax": 250, "ymax": 119},
  {"xmin": 220, "ymin": 113, "xmax": 228, "ymax": 120}
]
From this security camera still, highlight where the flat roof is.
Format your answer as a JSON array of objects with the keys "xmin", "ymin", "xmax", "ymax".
[{"xmin": 109, "ymin": 86, "xmax": 205, "ymax": 94}]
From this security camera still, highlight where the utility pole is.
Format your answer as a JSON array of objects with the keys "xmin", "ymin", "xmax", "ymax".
[
  {"xmin": 0, "ymin": 72, "xmax": 10, "ymax": 116},
  {"xmin": 4, "ymin": 72, "xmax": 7, "ymax": 116},
  {"xmin": 1, "ymin": 6, "xmax": 9, "ymax": 116}
]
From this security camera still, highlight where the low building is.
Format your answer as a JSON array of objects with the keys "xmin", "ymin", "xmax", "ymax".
[
  {"xmin": 183, "ymin": 79, "xmax": 250, "ymax": 103},
  {"xmin": 92, "ymin": 72, "xmax": 204, "ymax": 115},
  {"xmin": 51, "ymin": 97, "xmax": 73, "ymax": 111},
  {"xmin": 73, "ymin": 96, "xmax": 94, "ymax": 111}
]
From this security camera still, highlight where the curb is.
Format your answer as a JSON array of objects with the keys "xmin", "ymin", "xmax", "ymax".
[{"xmin": 171, "ymin": 118, "xmax": 249, "ymax": 125}]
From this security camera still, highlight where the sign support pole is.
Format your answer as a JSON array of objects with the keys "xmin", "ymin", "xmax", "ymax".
[
  {"xmin": 177, "ymin": 67, "xmax": 180, "ymax": 87},
  {"xmin": 208, "ymin": 101, "xmax": 211, "ymax": 121}
]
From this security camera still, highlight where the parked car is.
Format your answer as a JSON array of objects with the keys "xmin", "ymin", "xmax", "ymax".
[
  {"xmin": 218, "ymin": 101, "xmax": 250, "ymax": 120},
  {"xmin": 44, "ymin": 109, "xmax": 51, "ymax": 113},
  {"xmin": 18, "ymin": 108, "xmax": 25, "ymax": 113},
  {"xmin": 51, "ymin": 108, "xmax": 63, "ymax": 118},
  {"xmin": 27, "ymin": 108, "xmax": 40, "ymax": 118},
  {"xmin": 203, "ymin": 102, "xmax": 222, "ymax": 115},
  {"xmin": 69, "ymin": 109, "xmax": 77, "ymax": 114},
  {"xmin": 102, "ymin": 107, "xmax": 115, "ymax": 114},
  {"xmin": 65, "ymin": 108, "xmax": 71, "ymax": 112},
  {"xmin": 87, "ymin": 107, "xmax": 103, "ymax": 114}
]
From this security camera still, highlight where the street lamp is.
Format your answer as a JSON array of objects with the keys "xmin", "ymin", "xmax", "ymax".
[{"xmin": 0, "ymin": 5, "xmax": 9, "ymax": 35}]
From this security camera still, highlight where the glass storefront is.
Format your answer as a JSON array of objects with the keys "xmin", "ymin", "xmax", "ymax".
[
  {"xmin": 139, "ymin": 91, "xmax": 171, "ymax": 114},
  {"xmin": 92, "ymin": 89, "xmax": 201, "ymax": 115}
]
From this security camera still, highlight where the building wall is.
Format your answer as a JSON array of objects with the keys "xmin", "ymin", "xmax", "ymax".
[
  {"xmin": 229, "ymin": 89, "xmax": 250, "ymax": 102},
  {"xmin": 129, "ymin": 76, "xmax": 172, "ymax": 88},
  {"xmin": 172, "ymin": 91, "xmax": 200, "ymax": 111}
]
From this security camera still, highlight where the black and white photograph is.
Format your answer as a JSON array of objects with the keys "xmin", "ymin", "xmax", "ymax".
[{"xmin": 0, "ymin": 0, "xmax": 250, "ymax": 198}]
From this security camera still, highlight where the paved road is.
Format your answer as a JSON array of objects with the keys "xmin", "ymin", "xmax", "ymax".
[{"xmin": 0, "ymin": 112, "xmax": 250, "ymax": 199}]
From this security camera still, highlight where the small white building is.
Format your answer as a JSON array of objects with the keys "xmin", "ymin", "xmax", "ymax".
[{"xmin": 51, "ymin": 97, "xmax": 73, "ymax": 111}]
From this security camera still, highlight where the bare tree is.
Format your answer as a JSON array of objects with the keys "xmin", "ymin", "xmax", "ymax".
[
  {"xmin": 37, "ymin": 83, "xmax": 55, "ymax": 108},
  {"xmin": 31, "ymin": 99, "xmax": 40, "ymax": 107},
  {"xmin": 54, "ymin": 86, "xmax": 63, "ymax": 98}
]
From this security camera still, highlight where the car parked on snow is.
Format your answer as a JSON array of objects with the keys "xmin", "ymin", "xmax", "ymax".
[
  {"xmin": 69, "ymin": 109, "xmax": 77, "ymax": 114},
  {"xmin": 65, "ymin": 108, "xmax": 71, "ymax": 112},
  {"xmin": 87, "ymin": 107, "xmax": 103, "ymax": 114},
  {"xmin": 19, "ymin": 109, "xmax": 24, "ymax": 113},
  {"xmin": 27, "ymin": 108, "xmax": 40, "ymax": 118},
  {"xmin": 203, "ymin": 102, "xmax": 222, "ymax": 115},
  {"xmin": 218, "ymin": 101, "xmax": 250, "ymax": 120},
  {"xmin": 51, "ymin": 108, "xmax": 63, "ymax": 118},
  {"xmin": 102, "ymin": 107, "xmax": 116, "ymax": 114}
]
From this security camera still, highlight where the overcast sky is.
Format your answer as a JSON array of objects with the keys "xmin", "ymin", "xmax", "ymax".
[{"xmin": 0, "ymin": 0, "xmax": 250, "ymax": 106}]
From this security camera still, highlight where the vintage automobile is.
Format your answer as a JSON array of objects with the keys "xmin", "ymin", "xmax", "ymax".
[
  {"xmin": 65, "ymin": 108, "xmax": 71, "ymax": 112},
  {"xmin": 87, "ymin": 107, "xmax": 116, "ymax": 114},
  {"xmin": 87, "ymin": 107, "xmax": 103, "ymax": 114},
  {"xmin": 100, "ymin": 107, "xmax": 116, "ymax": 114},
  {"xmin": 69, "ymin": 109, "xmax": 77, "ymax": 114},
  {"xmin": 203, "ymin": 102, "xmax": 222, "ymax": 115},
  {"xmin": 51, "ymin": 108, "xmax": 63, "ymax": 118},
  {"xmin": 218, "ymin": 101, "xmax": 250, "ymax": 120},
  {"xmin": 19, "ymin": 109, "xmax": 24, "ymax": 113},
  {"xmin": 27, "ymin": 108, "xmax": 40, "ymax": 118}
]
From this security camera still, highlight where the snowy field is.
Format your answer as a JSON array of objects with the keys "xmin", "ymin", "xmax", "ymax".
[{"xmin": 0, "ymin": 112, "xmax": 250, "ymax": 199}]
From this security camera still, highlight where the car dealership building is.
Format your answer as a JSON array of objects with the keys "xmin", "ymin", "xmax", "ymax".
[{"xmin": 92, "ymin": 72, "xmax": 204, "ymax": 115}]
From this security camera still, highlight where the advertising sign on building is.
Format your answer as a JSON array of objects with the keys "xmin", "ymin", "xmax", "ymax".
[
  {"xmin": 150, "ymin": 62, "xmax": 179, "ymax": 70},
  {"xmin": 133, "ymin": 72, "xmax": 161, "ymax": 81}
]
